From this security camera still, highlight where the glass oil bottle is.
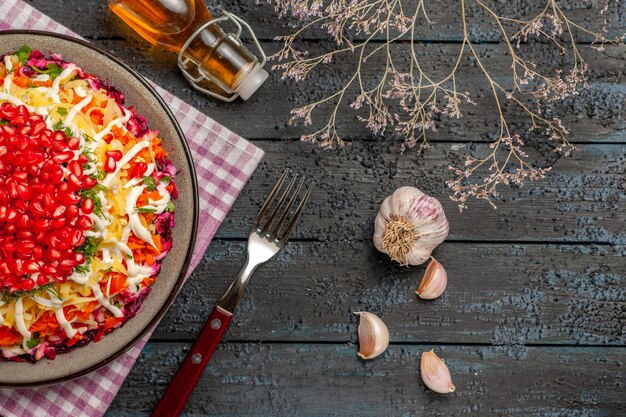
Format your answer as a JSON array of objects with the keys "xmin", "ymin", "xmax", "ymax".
[{"xmin": 109, "ymin": 0, "xmax": 268, "ymax": 101}]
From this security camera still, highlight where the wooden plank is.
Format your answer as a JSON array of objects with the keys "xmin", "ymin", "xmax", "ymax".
[
  {"xmin": 153, "ymin": 241, "xmax": 626, "ymax": 344},
  {"xmin": 212, "ymin": 142, "xmax": 626, "ymax": 243},
  {"xmin": 30, "ymin": 0, "xmax": 626, "ymax": 42},
  {"xmin": 105, "ymin": 342, "xmax": 626, "ymax": 416},
  {"xmin": 65, "ymin": 39, "xmax": 625, "ymax": 143}
]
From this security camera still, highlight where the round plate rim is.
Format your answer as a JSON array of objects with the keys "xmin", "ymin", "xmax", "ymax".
[{"xmin": 0, "ymin": 29, "xmax": 199, "ymax": 387}]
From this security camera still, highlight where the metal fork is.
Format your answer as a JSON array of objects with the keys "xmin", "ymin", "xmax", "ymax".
[{"xmin": 152, "ymin": 170, "xmax": 312, "ymax": 417}]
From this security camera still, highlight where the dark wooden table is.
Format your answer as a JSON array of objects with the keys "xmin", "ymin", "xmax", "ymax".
[{"xmin": 29, "ymin": 0, "xmax": 626, "ymax": 415}]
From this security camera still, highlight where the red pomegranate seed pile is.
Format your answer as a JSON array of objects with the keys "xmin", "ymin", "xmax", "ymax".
[{"xmin": 0, "ymin": 103, "xmax": 96, "ymax": 293}]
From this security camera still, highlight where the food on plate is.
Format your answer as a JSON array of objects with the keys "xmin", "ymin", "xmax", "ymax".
[{"xmin": 0, "ymin": 45, "xmax": 177, "ymax": 362}]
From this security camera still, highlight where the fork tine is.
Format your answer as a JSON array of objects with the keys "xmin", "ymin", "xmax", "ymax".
[
  {"xmin": 279, "ymin": 184, "xmax": 312, "ymax": 245},
  {"xmin": 253, "ymin": 170, "xmax": 288, "ymax": 229},
  {"xmin": 269, "ymin": 177, "xmax": 306, "ymax": 240},
  {"xmin": 259, "ymin": 174, "xmax": 298, "ymax": 235}
]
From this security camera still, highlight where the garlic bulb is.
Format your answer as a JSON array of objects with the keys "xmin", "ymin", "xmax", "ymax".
[
  {"xmin": 416, "ymin": 258, "xmax": 448, "ymax": 299},
  {"xmin": 354, "ymin": 312, "xmax": 389, "ymax": 360},
  {"xmin": 420, "ymin": 350, "xmax": 455, "ymax": 394},
  {"xmin": 373, "ymin": 187, "xmax": 449, "ymax": 266}
]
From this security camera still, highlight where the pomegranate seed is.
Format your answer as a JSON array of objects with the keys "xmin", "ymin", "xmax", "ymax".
[
  {"xmin": 18, "ymin": 105, "xmax": 29, "ymax": 118},
  {"xmin": 20, "ymin": 278, "xmax": 35, "ymax": 291},
  {"xmin": 66, "ymin": 205, "xmax": 79, "ymax": 219},
  {"xmin": 62, "ymin": 192, "xmax": 81, "ymax": 206},
  {"xmin": 130, "ymin": 162, "xmax": 148, "ymax": 178},
  {"xmin": 70, "ymin": 229, "xmax": 84, "ymax": 246},
  {"xmin": 32, "ymin": 245, "xmax": 44, "ymax": 261},
  {"xmin": 74, "ymin": 253, "xmax": 85, "ymax": 264},
  {"xmin": 2, "ymin": 241, "xmax": 16, "ymax": 254},
  {"xmin": 68, "ymin": 160, "xmax": 83, "ymax": 177},
  {"xmin": 105, "ymin": 150, "xmax": 123, "ymax": 161},
  {"xmin": 81, "ymin": 176, "xmax": 97, "ymax": 189},
  {"xmin": 76, "ymin": 215, "xmax": 93, "ymax": 231},
  {"xmin": 16, "ymin": 214, "xmax": 30, "ymax": 229},
  {"xmin": 50, "ymin": 166, "xmax": 64, "ymax": 183},
  {"xmin": 77, "ymin": 154, "xmax": 89, "ymax": 164},
  {"xmin": 60, "ymin": 259, "xmax": 77, "ymax": 269},
  {"xmin": 6, "ymin": 207, "xmax": 18, "ymax": 223},
  {"xmin": 16, "ymin": 184, "xmax": 32, "ymax": 201},
  {"xmin": 10, "ymin": 259, "xmax": 24, "ymax": 275},
  {"xmin": 67, "ymin": 137, "xmax": 80, "ymax": 150},
  {"xmin": 17, "ymin": 231, "xmax": 33, "ymax": 239},
  {"xmin": 31, "ymin": 120, "xmax": 46, "ymax": 135},
  {"xmin": 23, "ymin": 260, "xmax": 40, "ymax": 273},
  {"xmin": 52, "ymin": 275, "xmax": 67, "ymax": 283},
  {"xmin": 34, "ymin": 218, "xmax": 51, "ymax": 230},
  {"xmin": 29, "ymin": 201, "xmax": 45, "ymax": 218},
  {"xmin": 45, "ymin": 248, "xmax": 62, "ymax": 261},
  {"xmin": 104, "ymin": 156, "xmax": 116, "ymax": 173},
  {"xmin": 51, "ymin": 218, "xmax": 66, "ymax": 229},
  {"xmin": 16, "ymin": 238, "xmax": 35, "ymax": 254},
  {"xmin": 14, "ymin": 199, "xmax": 29, "ymax": 213},
  {"xmin": 81, "ymin": 198, "xmax": 94, "ymax": 214},
  {"xmin": 53, "ymin": 150, "xmax": 74, "ymax": 163},
  {"xmin": 52, "ymin": 205, "xmax": 66, "ymax": 218},
  {"xmin": 42, "ymin": 264, "xmax": 58, "ymax": 275},
  {"xmin": 67, "ymin": 174, "xmax": 82, "ymax": 190}
]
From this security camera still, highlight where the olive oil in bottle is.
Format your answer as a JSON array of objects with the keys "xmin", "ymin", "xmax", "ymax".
[{"xmin": 109, "ymin": 0, "xmax": 268, "ymax": 100}]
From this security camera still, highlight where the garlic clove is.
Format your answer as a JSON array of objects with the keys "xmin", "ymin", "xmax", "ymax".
[
  {"xmin": 420, "ymin": 350, "xmax": 456, "ymax": 394},
  {"xmin": 354, "ymin": 311, "xmax": 389, "ymax": 360},
  {"xmin": 416, "ymin": 258, "xmax": 448, "ymax": 300}
]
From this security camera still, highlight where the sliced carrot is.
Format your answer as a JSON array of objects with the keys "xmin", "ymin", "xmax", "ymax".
[
  {"xmin": 66, "ymin": 332, "xmax": 84, "ymax": 347},
  {"xmin": 104, "ymin": 316, "xmax": 124, "ymax": 331},
  {"xmin": 0, "ymin": 326, "xmax": 22, "ymax": 347},
  {"xmin": 29, "ymin": 311, "xmax": 60, "ymax": 336},
  {"xmin": 100, "ymin": 272, "xmax": 127, "ymax": 296}
]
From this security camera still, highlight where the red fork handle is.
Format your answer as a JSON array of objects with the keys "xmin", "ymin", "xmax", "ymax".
[{"xmin": 152, "ymin": 306, "xmax": 233, "ymax": 417}]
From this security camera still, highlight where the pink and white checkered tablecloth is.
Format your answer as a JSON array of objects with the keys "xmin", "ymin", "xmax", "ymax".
[{"xmin": 0, "ymin": 1, "xmax": 265, "ymax": 416}]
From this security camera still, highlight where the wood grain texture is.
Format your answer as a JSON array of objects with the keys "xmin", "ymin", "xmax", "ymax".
[
  {"xmin": 214, "ymin": 142, "xmax": 626, "ymax": 243},
  {"xmin": 18, "ymin": 1, "xmax": 625, "ymax": 415},
  {"xmin": 29, "ymin": 0, "xmax": 626, "ymax": 42},
  {"xmin": 153, "ymin": 241, "xmax": 626, "ymax": 345},
  {"xmin": 105, "ymin": 342, "xmax": 626, "ymax": 417},
  {"xmin": 26, "ymin": 2, "xmax": 626, "ymax": 143}
]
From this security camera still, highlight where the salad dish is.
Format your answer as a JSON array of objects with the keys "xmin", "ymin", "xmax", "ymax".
[
  {"xmin": 0, "ymin": 31, "xmax": 197, "ymax": 387},
  {"xmin": 0, "ymin": 45, "xmax": 178, "ymax": 362}
]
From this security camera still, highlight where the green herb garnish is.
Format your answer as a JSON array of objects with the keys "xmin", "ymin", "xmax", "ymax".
[
  {"xmin": 31, "ymin": 63, "xmax": 63, "ymax": 80},
  {"xmin": 160, "ymin": 175, "xmax": 171, "ymax": 184},
  {"xmin": 52, "ymin": 120, "xmax": 64, "ymax": 131},
  {"xmin": 1, "ymin": 283, "xmax": 55, "ymax": 303},
  {"xmin": 74, "ymin": 264, "xmax": 90, "ymax": 275},
  {"xmin": 76, "ymin": 236, "xmax": 99, "ymax": 270},
  {"xmin": 83, "ymin": 133, "xmax": 95, "ymax": 143},
  {"xmin": 15, "ymin": 45, "xmax": 32, "ymax": 65},
  {"xmin": 57, "ymin": 107, "xmax": 67, "ymax": 116},
  {"xmin": 165, "ymin": 201, "xmax": 175, "ymax": 212},
  {"xmin": 26, "ymin": 338, "xmax": 39, "ymax": 349},
  {"xmin": 143, "ymin": 175, "xmax": 157, "ymax": 191},
  {"xmin": 135, "ymin": 207, "xmax": 157, "ymax": 214},
  {"xmin": 64, "ymin": 127, "xmax": 73, "ymax": 137}
]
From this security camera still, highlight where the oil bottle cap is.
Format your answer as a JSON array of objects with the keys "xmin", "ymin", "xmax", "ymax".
[{"xmin": 236, "ymin": 64, "xmax": 269, "ymax": 100}]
